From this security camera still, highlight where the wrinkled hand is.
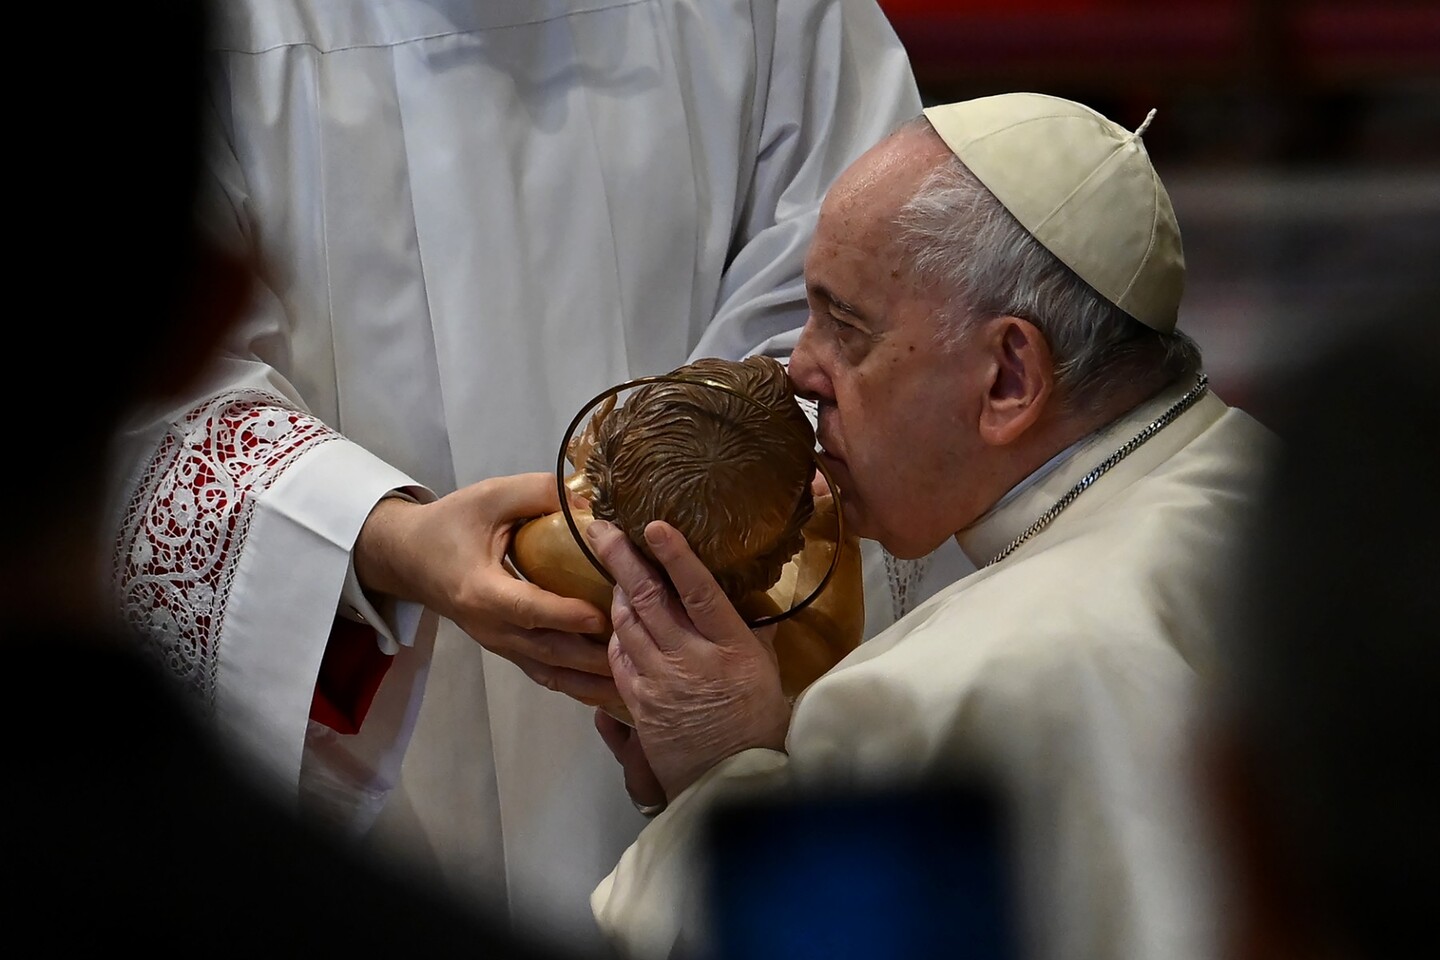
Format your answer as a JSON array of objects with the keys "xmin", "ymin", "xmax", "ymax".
[
  {"xmin": 354, "ymin": 473, "xmax": 619, "ymax": 710},
  {"xmin": 585, "ymin": 519, "xmax": 791, "ymax": 801}
]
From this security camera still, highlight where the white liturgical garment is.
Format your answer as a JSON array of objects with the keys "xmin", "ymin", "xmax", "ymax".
[
  {"xmin": 107, "ymin": 0, "xmax": 922, "ymax": 949},
  {"xmin": 592, "ymin": 381, "xmax": 1278, "ymax": 960}
]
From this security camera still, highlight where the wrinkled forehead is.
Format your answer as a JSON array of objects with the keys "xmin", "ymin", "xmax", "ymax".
[
  {"xmin": 817, "ymin": 125, "xmax": 951, "ymax": 251},
  {"xmin": 833, "ymin": 124, "xmax": 948, "ymax": 205}
]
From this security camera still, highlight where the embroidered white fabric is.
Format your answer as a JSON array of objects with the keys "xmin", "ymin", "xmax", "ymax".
[
  {"xmin": 112, "ymin": 392, "xmax": 337, "ymax": 710},
  {"xmin": 883, "ymin": 550, "xmax": 932, "ymax": 622}
]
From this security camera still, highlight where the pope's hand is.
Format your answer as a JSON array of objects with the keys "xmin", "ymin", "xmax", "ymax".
[
  {"xmin": 353, "ymin": 473, "xmax": 619, "ymax": 711},
  {"xmin": 585, "ymin": 518, "xmax": 791, "ymax": 801}
]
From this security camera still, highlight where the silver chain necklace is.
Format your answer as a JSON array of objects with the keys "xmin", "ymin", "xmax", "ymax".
[{"xmin": 986, "ymin": 374, "xmax": 1210, "ymax": 568}]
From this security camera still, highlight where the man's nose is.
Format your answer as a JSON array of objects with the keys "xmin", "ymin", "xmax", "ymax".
[{"xmin": 786, "ymin": 322, "xmax": 831, "ymax": 403}]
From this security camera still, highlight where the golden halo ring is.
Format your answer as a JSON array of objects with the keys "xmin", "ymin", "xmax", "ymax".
[{"xmin": 553, "ymin": 373, "xmax": 844, "ymax": 629}]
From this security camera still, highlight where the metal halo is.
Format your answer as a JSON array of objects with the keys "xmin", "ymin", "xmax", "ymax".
[{"xmin": 553, "ymin": 372, "xmax": 845, "ymax": 629}]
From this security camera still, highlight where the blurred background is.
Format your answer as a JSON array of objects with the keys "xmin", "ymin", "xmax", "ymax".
[{"xmin": 878, "ymin": 0, "xmax": 1440, "ymax": 425}]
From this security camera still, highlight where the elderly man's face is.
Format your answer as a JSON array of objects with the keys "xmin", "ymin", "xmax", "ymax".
[{"xmin": 788, "ymin": 128, "xmax": 995, "ymax": 559}]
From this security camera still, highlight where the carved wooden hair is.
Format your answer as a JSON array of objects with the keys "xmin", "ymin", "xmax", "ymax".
[{"xmin": 584, "ymin": 356, "xmax": 816, "ymax": 599}]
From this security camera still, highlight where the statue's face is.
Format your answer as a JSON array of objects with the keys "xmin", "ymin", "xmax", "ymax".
[{"xmin": 584, "ymin": 356, "xmax": 816, "ymax": 599}]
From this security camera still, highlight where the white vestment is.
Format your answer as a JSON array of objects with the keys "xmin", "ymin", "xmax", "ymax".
[
  {"xmin": 107, "ymin": 0, "xmax": 921, "ymax": 949},
  {"xmin": 592, "ymin": 381, "xmax": 1278, "ymax": 960}
]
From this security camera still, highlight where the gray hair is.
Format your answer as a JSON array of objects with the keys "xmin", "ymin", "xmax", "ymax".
[{"xmin": 893, "ymin": 117, "xmax": 1201, "ymax": 414}]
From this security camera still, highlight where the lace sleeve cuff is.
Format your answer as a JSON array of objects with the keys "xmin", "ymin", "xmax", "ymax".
[{"xmin": 113, "ymin": 392, "xmax": 433, "ymax": 797}]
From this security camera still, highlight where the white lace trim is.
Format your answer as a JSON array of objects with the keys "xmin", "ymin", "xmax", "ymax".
[
  {"xmin": 884, "ymin": 549, "xmax": 932, "ymax": 622},
  {"xmin": 113, "ymin": 392, "xmax": 338, "ymax": 711}
]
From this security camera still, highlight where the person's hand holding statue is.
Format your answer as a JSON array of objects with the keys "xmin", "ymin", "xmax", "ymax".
[
  {"xmin": 499, "ymin": 354, "xmax": 863, "ymax": 809},
  {"xmin": 353, "ymin": 355, "xmax": 862, "ymax": 730},
  {"xmin": 587, "ymin": 517, "xmax": 792, "ymax": 803},
  {"xmin": 354, "ymin": 475, "xmax": 621, "ymax": 712},
  {"xmin": 508, "ymin": 355, "xmax": 864, "ymax": 718}
]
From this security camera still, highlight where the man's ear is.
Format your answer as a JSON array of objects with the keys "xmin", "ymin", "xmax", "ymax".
[
  {"xmin": 977, "ymin": 316, "xmax": 1054, "ymax": 447},
  {"xmin": 146, "ymin": 235, "xmax": 256, "ymax": 400}
]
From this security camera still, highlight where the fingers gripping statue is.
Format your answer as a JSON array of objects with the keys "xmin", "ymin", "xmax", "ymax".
[{"xmin": 510, "ymin": 356, "xmax": 864, "ymax": 720}]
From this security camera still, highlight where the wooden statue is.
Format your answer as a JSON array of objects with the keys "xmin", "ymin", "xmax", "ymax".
[{"xmin": 509, "ymin": 356, "xmax": 864, "ymax": 720}]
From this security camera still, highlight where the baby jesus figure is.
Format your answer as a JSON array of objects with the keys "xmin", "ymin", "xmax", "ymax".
[{"xmin": 509, "ymin": 355, "xmax": 864, "ymax": 719}]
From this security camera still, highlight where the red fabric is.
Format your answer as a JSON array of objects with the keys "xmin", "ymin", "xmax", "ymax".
[
  {"xmin": 309, "ymin": 618, "xmax": 394, "ymax": 735},
  {"xmin": 116, "ymin": 400, "xmax": 337, "ymax": 690}
]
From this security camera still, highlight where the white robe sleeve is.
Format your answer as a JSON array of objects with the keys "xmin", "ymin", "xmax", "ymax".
[
  {"xmin": 108, "ymin": 98, "xmax": 435, "ymax": 823},
  {"xmin": 688, "ymin": 0, "xmax": 923, "ymax": 364}
]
